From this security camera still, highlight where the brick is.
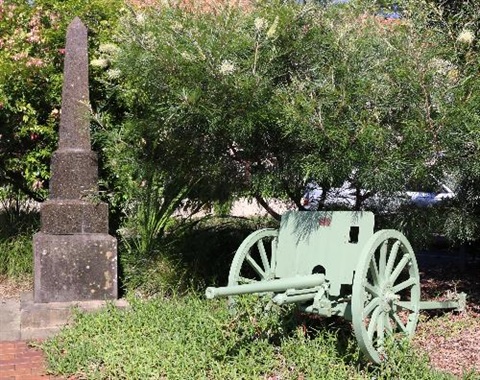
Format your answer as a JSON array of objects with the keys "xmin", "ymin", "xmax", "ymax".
[
  {"xmin": 14, "ymin": 356, "xmax": 44, "ymax": 365},
  {"xmin": 0, "ymin": 367, "xmax": 16, "ymax": 375},
  {"xmin": 0, "ymin": 364, "xmax": 16, "ymax": 371},
  {"xmin": 0, "ymin": 364, "xmax": 15, "ymax": 371}
]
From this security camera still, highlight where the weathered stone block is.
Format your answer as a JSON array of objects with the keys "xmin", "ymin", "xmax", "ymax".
[
  {"xmin": 34, "ymin": 233, "xmax": 117, "ymax": 303},
  {"xmin": 49, "ymin": 150, "xmax": 98, "ymax": 199},
  {"xmin": 41, "ymin": 200, "xmax": 108, "ymax": 234},
  {"xmin": 58, "ymin": 17, "xmax": 91, "ymax": 151}
]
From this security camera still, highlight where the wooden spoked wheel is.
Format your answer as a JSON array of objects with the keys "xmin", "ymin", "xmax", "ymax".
[
  {"xmin": 228, "ymin": 229, "xmax": 279, "ymax": 297},
  {"xmin": 352, "ymin": 230, "xmax": 420, "ymax": 364}
]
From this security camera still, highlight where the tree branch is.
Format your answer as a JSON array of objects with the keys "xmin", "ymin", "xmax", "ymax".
[{"xmin": 254, "ymin": 194, "xmax": 281, "ymax": 221}]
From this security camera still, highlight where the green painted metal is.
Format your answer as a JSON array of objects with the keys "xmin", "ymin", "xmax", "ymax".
[
  {"xmin": 275, "ymin": 211, "xmax": 375, "ymax": 296},
  {"xmin": 351, "ymin": 230, "xmax": 420, "ymax": 364},
  {"xmin": 206, "ymin": 273, "xmax": 325, "ymax": 299},
  {"xmin": 419, "ymin": 292, "xmax": 466, "ymax": 311},
  {"xmin": 205, "ymin": 211, "xmax": 466, "ymax": 365}
]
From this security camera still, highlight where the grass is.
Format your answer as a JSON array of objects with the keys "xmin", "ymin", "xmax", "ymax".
[
  {"xmin": 41, "ymin": 294, "xmax": 456, "ymax": 380},
  {"xmin": 0, "ymin": 234, "xmax": 34, "ymax": 278},
  {"xmin": 0, "ymin": 195, "xmax": 39, "ymax": 279}
]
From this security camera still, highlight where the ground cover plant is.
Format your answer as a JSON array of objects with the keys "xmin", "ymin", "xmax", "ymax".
[
  {"xmin": 41, "ymin": 294, "xmax": 466, "ymax": 380},
  {"xmin": 0, "ymin": 187, "xmax": 39, "ymax": 281}
]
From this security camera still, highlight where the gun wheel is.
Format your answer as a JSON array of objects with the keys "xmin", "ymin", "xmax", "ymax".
[
  {"xmin": 227, "ymin": 228, "xmax": 279, "ymax": 302},
  {"xmin": 352, "ymin": 230, "xmax": 420, "ymax": 364}
]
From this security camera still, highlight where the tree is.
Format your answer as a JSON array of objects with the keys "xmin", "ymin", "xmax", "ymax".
[{"xmin": 101, "ymin": 0, "xmax": 466, "ymax": 221}]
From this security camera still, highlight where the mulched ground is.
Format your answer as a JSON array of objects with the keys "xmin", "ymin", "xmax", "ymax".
[{"xmin": 414, "ymin": 256, "xmax": 480, "ymax": 378}]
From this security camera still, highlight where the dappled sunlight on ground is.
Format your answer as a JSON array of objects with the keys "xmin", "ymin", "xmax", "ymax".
[
  {"xmin": 0, "ymin": 275, "xmax": 32, "ymax": 300},
  {"xmin": 414, "ymin": 260, "xmax": 480, "ymax": 378}
]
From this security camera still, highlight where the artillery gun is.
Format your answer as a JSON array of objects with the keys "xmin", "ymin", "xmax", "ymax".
[{"xmin": 206, "ymin": 211, "xmax": 466, "ymax": 363}]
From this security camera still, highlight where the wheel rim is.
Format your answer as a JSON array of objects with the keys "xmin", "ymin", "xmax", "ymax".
[
  {"xmin": 352, "ymin": 230, "xmax": 420, "ymax": 364},
  {"xmin": 228, "ymin": 228, "xmax": 279, "ymax": 288}
]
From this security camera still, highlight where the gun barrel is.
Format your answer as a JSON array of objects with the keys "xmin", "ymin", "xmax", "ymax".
[{"xmin": 205, "ymin": 273, "xmax": 325, "ymax": 300}]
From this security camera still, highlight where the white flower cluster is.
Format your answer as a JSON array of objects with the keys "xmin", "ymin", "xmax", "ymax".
[
  {"xmin": 106, "ymin": 68, "xmax": 121, "ymax": 80},
  {"xmin": 136, "ymin": 12, "xmax": 146, "ymax": 25},
  {"xmin": 181, "ymin": 52, "xmax": 194, "ymax": 61},
  {"xmin": 254, "ymin": 16, "xmax": 279, "ymax": 38},
  {"xmin": 266, "ymin": 16, "xmax": 279, "ymax": 39},
  {"xmin": 254, "ymin": 17, "xmax": 267, "ymax": 32},
  {"xmin": 430, "ymin": 58, "xmax": 456, "ymax": 76},
  {"xmin": 457, "ymin": 29, "xmax": 474, "ymax": 45},
  {"xmin": 90, "ymin": 58, "xmax": 109, "ymax": 68},
  {"xmin": 99, "ymin": 43, "xmax": 120, "ymax": 55},
  {"xmin": 219, "ymin": 60, "xmax": 235, "ymax": 75}
]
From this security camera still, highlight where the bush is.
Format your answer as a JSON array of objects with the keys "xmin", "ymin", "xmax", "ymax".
[
  {"xmin": 0, "ymin": 0, "xmax": 122, "ymax": 200},
  {"xmin": 119, "ymin": 215, "xmax": 277, "ymax": 296}
]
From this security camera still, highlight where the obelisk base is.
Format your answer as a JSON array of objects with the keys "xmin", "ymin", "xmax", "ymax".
[{"xmin": 33, "ymin": 233, "xmax": 117, "ymax": 303}]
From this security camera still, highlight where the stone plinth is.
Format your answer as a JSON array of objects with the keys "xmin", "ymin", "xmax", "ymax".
[
  {"xmin": 34, "ymin": 233, "xmax": 117, "ymax": 303},
  {"xmin": 41, "ymin": 200, "xmax": 108, "ymax": 234}
]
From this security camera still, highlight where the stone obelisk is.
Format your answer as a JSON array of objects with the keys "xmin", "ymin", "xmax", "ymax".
[{"xmin": 33, "ymin": 18, "xmax": 117, "ymax": 303}]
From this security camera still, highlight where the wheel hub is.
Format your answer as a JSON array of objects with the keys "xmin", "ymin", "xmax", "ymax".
[{"xmin": 380, "ymin": 283, "xmax": 399, "ymax": 312}]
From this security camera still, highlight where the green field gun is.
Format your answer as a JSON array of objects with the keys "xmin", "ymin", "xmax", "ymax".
[{"xmin": 206, "ymin": 211, "xmax": 466, "ymax": 364}]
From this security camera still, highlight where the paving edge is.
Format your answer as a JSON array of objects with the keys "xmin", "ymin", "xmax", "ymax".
[{"xmin": 5, "ymin": 292, "xmax": 129, "ymax": 341}]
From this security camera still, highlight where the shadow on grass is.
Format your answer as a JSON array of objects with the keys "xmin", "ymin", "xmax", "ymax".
[{"xmin": 119, "ymin": 215, "xmax": 279, "ymax": 295}]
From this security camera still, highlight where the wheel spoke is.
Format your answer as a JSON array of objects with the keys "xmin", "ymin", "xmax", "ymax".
[
  {"xmin": 384, "ymin": 313, "xmax": 393, "ymax": 334},
  {"xmin": 245, "ymin": 254, "xmax": 266, "ymax": 279},
  {"xmin": 378, "ymin": 241, "xmax": 388, "ymax": 280},
  {"xmin": 391, "ymin": 277, "xmax": 417, "ymax": 294},
  {"xmin": 365, "ymin": 282, "xmax": 381, "ymax": 298},
  {"xmin": 367, "ymin": 307, "xmax": 381, "ymax": 340},
  {"xmin": 396, "ymin": 301, "xmax": 416, "ymax": 311},
  {"xmin": 376, "ymin": 311, "xmax": 385, "ymax": 346},
  {"xmin": 369, "ymin": 257, "xmax": 380, "ymax": 286},
  {"xmin": 391, "ymin": 312, "xmax": 408, "ymax": 333},
  {"xmin": 363, "ymin": 297, "xmax": 380, "ymax": 317},
  {"xmin": 257, "ymin": 239, "xmax": 271, "ymax": 277},
  {"xmin": 385, "ymin": 240, "xmax": 400, "ymax": 277},
  {"xmin": 389, "ymin": 254, "xmax": 410, "ymax": 284}
]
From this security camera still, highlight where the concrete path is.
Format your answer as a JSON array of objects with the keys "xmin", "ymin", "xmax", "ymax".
[
  {"xmin": 0, "ymin": 293, "xmax": 128, "ymax": 379},
  {"xmin": 1, "ymin": 293, "xmax": 128, "ymax": 342}
]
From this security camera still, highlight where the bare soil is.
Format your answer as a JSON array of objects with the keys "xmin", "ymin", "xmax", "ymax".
[
  {"xmin": 0, "ymin": 275, "xmax": 32, "ymax": 300},
  {"xmin": 414, "ymin": 258, "xmax": 480, "ymax": 378}
]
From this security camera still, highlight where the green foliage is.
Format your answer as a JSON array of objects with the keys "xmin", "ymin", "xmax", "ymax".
[
  {"xmin": 106, "ymin": 0, "xmax": 469, "ymax": 211},
  {"xmin": 0, "ymin": 0, "xmax": 122, "ymax": 200},
  {"xmin": 372, "ymin": 338, "xmax": 452, "ymax": 380},
  {"xmin": 0, "ymin": 234, "xmax": 33, "ymax": 278},
  {"xmin": 120, "ymin": 215, "xmax": 276, "ymax": 296},
  {"xmin": 41, "ymin": 294, "xmax": 457, "ymax": 379},
  {"xmin": 0, "ymin": 187, "xmax": 38, "ymax": 278}
]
